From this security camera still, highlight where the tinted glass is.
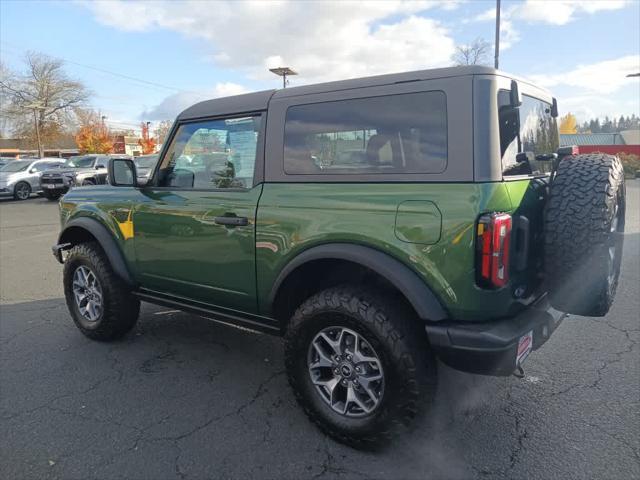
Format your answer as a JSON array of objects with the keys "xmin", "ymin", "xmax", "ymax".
[
  {"xmin": 284, "ymin": 91, "xmax": 447, "ymax": 175},
  {"xmin": 157, "ymin": 116, "xmax": 261, "ymax": 189},
  {"xmin": 65, "ymin": 156, "xmax": 96, "ymax": 168},
  {"xmin": 33, "ymin": 161, "xmax": 60, "ymax": 172},
  {"xmin": 135, "ymin": 155, "xmax": 159, "ymax": 168},
  {"xmin": 499, "ymin": 91, "xmax": 559, "ymax": 176},
  {"xmin": 0, "ymin": 161, "xmax": 30, "ymax": 172}
]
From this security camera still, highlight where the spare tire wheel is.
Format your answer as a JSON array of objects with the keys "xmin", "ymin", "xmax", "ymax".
[{"xmin": 544, "ymin": 153, "xmax": 625, "ymax": 316}]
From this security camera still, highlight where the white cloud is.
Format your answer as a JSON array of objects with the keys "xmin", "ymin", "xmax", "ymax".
[
  {"xmin": 468, "ymin": 0, "xmax": 629, "ymax": 49},
  {"xmin": 517, "ymin": 0, "xmax": 629, "ymax": 26},
  {"xmin": 557, "ymin": 93, "xmax": 639, "ymax": 123},
  {"xmin": 529, "ymin": 55, "xmax": 640, "ymax": 123},
  {"xmin": 82, "ymin": 0, "xmax": 457, "ymax": 84},
  {"xmin": 529, "ymin": 55, "xmax": 640, "ymax": 94},
  {"xmin": 141, "ymin": 82, "xmax": 248, "ymax": 120}
]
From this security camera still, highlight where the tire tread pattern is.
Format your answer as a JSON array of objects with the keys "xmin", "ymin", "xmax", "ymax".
[
  {"xmin": 544, "ymin": 153, "xmax": 625, "ymax": 316},
  {"xmin": 284, "ymin": 285, "xmax": 436, "ymax": 447},
  {"xmin": 63, "ymin": 242, "xmax": 140, "ymax": 341}
]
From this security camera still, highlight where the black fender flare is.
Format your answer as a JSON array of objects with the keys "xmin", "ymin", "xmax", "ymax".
[
  {"xmin": 269, "ymin": 243, "xmax": 448, "ymax": 321},
  {"xmin": 57, "ymin": 217, "xmax": 135, "ymax": 286}
]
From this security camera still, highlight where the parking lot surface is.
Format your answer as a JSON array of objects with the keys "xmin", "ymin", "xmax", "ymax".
[{"xmin": 1, "ymin": 185, "xmax": 639, "ymax": 480}]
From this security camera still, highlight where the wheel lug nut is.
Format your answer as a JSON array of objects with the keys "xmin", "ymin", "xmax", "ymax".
[
  {"xmin": 346, "ymin": 355, "xmax": 352, "ymax": 361},
  {"xmin": 334, "ymin": 356, "xmax": 341, "ymax": 362},
  {"xmin": 334, "ymin": 368, "xmax": 340, "ymax": 375},
  {"xmin": 353, "ymin": 379, "xmax": 358, "ymax": 385},
  {"xmin": 341, "ymin": 379, "xmax": 348, "ymax": 386},
  {"xmin": 355, "ymin": 366, "xmax": 362, "ymax": 373}
]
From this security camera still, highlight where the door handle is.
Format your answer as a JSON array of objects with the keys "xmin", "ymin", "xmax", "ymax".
[{"xmin": 214, "ymin": 215, "xmax": 248, "ymax": 227}]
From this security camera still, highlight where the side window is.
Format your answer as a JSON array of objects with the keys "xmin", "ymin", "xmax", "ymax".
[
  {"xmin": 33, "ymin": 162, "xmax": 56, "ymax": 172},
  {"xmin": 498, "ymin": 91, "xmax": 559, "ymax": 176},
  {"xmin": 283, "ymin": 91, "xmax": 447, "ymax": 175},
  {"xmin": 157, "ymin": 115, "xmax": 262, "ymax": 189}
]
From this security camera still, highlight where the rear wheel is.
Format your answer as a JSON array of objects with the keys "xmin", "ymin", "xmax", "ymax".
[
  {"xmin": 284, "ymin": 286, "xmax": 436, "ymax": 447},
  {"xmin": 545, "ymin": 153, "xmax": 625, "ymax": 316},
  {"xmin": 63, "ymin": 242, "xmax": 140, "ymax": 341},
  {"xmin": 13, "ymin": 182, "xmax": 31, "ymax": 200}
]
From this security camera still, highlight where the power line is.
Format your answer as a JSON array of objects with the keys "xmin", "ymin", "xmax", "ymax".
[{"xmin": 0, "ymin": 41, "xmax": 207, "ymax": 96}]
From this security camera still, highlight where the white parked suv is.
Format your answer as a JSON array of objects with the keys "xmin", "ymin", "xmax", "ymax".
[{"xmin": 0, "ymin": 158, "xmax": 65, "ymax": 200}]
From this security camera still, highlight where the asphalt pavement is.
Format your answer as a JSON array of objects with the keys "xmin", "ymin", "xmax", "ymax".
[{"xmin": 1, "ymin": 184, "xmax": 639, "ymax": 480}]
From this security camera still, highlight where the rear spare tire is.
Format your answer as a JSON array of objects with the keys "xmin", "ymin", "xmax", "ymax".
[{"xmin": 545, "ymin": 153, "xmax": 625, "ymax": 316}]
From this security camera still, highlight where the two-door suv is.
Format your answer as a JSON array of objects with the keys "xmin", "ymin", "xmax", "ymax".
[{"xmin": 53, "ymin": 66, "xmax": 625, "ymax": 445}]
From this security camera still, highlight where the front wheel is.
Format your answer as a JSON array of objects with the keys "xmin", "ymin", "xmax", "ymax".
[
  {"xmin": 284, "ymin": 286, "xmax": 436, "ymax": 447},
  {"xmin": 63, "ymin": 242, "xmax": 140, "ymax": 341},
  {"xmin": 13, "ymin": 182, "xmax": 31, "ymax": 200}
]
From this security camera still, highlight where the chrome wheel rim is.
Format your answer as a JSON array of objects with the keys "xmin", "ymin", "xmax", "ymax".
[
  {"xmin": 16, "ymin": 183, "xmax": 29, "ymax": 199},
  {"xmin": 72, "ymin": 266, "xmax": 103, "ymax": 322},
  {"xmin": 307, "ymin": 326, "xmax": 384, "ymax": 418}
]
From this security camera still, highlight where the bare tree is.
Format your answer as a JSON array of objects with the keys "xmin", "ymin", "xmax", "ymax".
[
  {"xmin": 0, "ymin": 52, "xmax": 90, "ymax": 157},
  {"xmin": 452, "ymin": 37, "xmax": 491, "ymax": 66},
  {"xmin": 155, "ymin": 120, "xmax": 173, "ymax": 146}
]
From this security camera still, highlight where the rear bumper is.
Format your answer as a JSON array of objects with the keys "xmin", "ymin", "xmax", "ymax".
[{"xmin": 425, "ymin": 295, "xmax": 567, "ymax": 376}]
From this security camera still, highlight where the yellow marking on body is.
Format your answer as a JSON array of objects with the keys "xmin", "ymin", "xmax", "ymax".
[{"xmin": 116, "ymin": 209, "xmax": 134, "ymax": 240}]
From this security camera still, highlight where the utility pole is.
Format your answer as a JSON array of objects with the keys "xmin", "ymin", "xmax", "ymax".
[
  {"xmin": 33, "ymin": 109, "xmax": 43, "ymax": 158},
  {"xmin": 494, "ymin": 0, "xmax": 501, "ymax": 69}
]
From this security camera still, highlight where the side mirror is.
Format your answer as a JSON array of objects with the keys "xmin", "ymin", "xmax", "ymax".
[
  {"xmin": 29, "ymin": 168, "xmax": 37, "ymax": 173},
  {"xmin": 96, "ymin": 164, "xmax": 105, "ymax": 170},
  {"xmin": 510, "ymin": 80, "xmax": 522, "ymax": 107},
  {"xmin": 108, "ymin": 158, "xmax": 137, "ymax": 187},
  {"xmin": 550, "ymin": 97, "xmax": 559, "ymax": 118}
]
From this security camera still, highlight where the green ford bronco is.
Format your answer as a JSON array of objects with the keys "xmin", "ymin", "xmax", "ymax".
[{"xmin": 53, "ymin": 66, "xmax": 625, "ymax": 445}]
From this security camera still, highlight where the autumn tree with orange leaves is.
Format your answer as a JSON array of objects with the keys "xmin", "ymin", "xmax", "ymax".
[
  {"xmin": 75, "ymin": 109, "xmax": 113, "ymax": 154},
  {"xmin": 139, "ymin": 122, "xmax": 157, "ymax": 154}
]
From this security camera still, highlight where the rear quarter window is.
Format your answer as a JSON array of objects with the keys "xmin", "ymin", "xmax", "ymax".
[
  {"xmin": 283, "ymin": 91, "xmax": 447, "ymax": 175},
  {"xmin": 498, "ymin": 91, "xmax": 559, "ymax": 177}
]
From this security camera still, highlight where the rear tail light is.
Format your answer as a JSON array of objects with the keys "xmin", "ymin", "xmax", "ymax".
[{"xmin": 476, "ymin": 213, "xmax": 512, "ymax": 288}]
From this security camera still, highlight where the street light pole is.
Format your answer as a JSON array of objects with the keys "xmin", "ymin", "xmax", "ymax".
[
  {"xmin": 269, "ymin": 67, "xmax": 298, "ymax": 89},
  {"xmin": 494, "ymin": 0, "xmax": 501, "ymax": 69}
]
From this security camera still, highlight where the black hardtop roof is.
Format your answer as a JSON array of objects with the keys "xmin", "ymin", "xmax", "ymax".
[{"xmin": 177, "ymin": 66, "xmax": 509, "ymax": 121}]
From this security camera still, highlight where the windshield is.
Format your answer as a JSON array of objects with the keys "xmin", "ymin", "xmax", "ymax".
[
  {"xmin": 65, "ymin": 156, "xmax": 96, "ymax": 168},
  {"xmin": 135, "ymin": 155, "xmax": 158, "ymax": 168},
  {"xmin": 498, "ymin": 91, "xmax": 559, "ymax": 176},
  {"xmin": 0, "ymin": 161, "xmax": 31, "ymax": 173}
]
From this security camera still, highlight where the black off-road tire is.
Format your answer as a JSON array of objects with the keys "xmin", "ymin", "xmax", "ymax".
[
  {"xmin": 545, "ymin": 153, "xmax": 625, "ymax": 316},
  {"xmin": 43, "ymin": 190, "xmax": 61, "ymax": 201},
  {"xmin": 284, "ymin": 286, "xmax": 437, "ymax": 447},
  {"xmin": 63, "ymin": 242, "xmax": 140, "ymax": 341}
]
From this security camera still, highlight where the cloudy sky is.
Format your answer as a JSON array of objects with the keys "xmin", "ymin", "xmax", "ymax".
[{"xmin": 1, "ymin": 0, "xmax": 639, "ymax": 131}]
